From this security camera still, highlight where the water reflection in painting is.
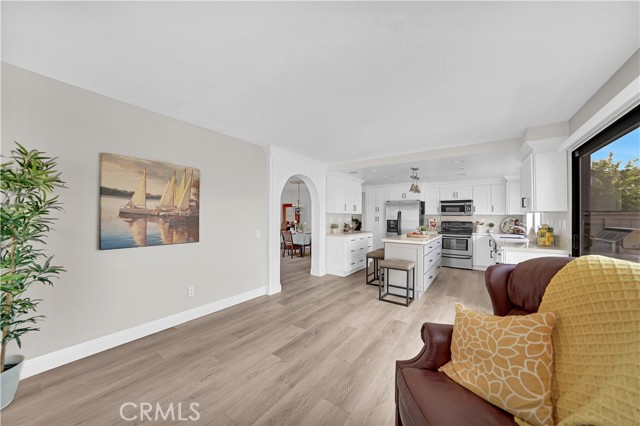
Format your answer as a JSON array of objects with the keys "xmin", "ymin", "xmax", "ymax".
[{"xmin": 100, "ymin": 153, "xmax": 200, "ymax": 250}]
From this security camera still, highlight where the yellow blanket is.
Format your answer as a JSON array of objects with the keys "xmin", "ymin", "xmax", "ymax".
[{"xmin": 537, "ymin": 255, "xmax": 639, "ymax": 426}]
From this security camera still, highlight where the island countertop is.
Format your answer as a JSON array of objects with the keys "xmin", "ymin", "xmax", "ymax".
[{"xmin": 382, "ymin": 234, "xmax": 442, "ymax": 245}]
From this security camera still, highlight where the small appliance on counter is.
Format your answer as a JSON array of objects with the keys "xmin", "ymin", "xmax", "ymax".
[{"xmin": 439, "ymin": 221, "xmax": 474, "ymax": 269}]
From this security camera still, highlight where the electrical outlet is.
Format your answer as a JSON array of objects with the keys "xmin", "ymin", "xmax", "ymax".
[
  {"xmin": 188, "ymin": 286, "xmax": 195, "ymax": 297},
  {"xmin": 256, "ymin": 230, "xmax": 261, "ymax": 238}
]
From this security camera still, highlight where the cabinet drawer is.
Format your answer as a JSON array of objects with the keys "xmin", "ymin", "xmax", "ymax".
[
  {"xmin": 425, "ymin": 238, "xmax": 442, "ymax": 253},
  {"xmin": 423, "ymin": 259, "xmax": 442, "ymax": 289},
  {"xmin": 423, "ymin": 247, "xmax": 441, "ymax": 271},
  {"xmin": 345, "ymin": 254, "xmax": 366, "ymax": 271}
]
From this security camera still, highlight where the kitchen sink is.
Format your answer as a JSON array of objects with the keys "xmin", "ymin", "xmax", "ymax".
[{"xmin": 500, "ymin": 234, "xmax": 527, "ymax": 239}]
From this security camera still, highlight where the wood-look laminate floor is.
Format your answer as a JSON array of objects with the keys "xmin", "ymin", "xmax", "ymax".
[{"xmin": 3, "ymin": 255, "xmax": 492, "ymax": 426}]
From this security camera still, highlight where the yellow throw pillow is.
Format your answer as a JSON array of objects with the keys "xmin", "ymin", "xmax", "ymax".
[{"xmin": 439, "ymin": 303, "xmax": 556, "ymax": 426}]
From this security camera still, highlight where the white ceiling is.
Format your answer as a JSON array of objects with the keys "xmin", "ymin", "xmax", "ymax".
[{"xmin": 2, "ymin": 2, "xmax": 639, "ymax": 173}]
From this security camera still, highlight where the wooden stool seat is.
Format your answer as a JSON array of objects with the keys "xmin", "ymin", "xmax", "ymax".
[
  {"xmin": 379, "ymin": 258, "xmax": 416, "ymax": 307},
  {"xmin": 366, "ymin": 249, "xmax": 385, "ymax": 286}
]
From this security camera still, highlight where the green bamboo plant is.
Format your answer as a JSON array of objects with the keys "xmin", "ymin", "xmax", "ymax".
[{"xmin": 1, "ymin": 143, "xmax": 65, "ymax": 373}]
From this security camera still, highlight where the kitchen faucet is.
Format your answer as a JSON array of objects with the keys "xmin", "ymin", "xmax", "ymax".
[{"xmin": 510, "ymin": 225, "xmax": 528, "ymax": 235}]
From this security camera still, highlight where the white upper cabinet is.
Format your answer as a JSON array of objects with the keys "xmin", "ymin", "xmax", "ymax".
[
  {"xmin": 490, "ymin": 183, "xmax": 506, "ymax": 215},
  {"xmin": 327, "ymin": 173, "xmax": 363, "ymax": 214},
  {"xmin": 424, "ymin": 186, "xmax": 439, "ymax": 215},
  {"xmin": 388, "ymin": 185, "xmax": 422, "ymax": 201},
  {"xmin": 440, "ymin": 185, "xmax": 472, "ymax": 200},
  {"xmin": 506, "ymin": 180, "xmax": 524, "ymax": 214},
  {"xmin": 472, "ymin": 185, "xmax": 492, "ymax": 215},
  {"xmin": 519, "ymin": 147, "xmax": 567, "ymax": 212}
]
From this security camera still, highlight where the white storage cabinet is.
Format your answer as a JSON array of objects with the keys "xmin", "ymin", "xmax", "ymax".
[{"xmin": 326, "ymin": 233, "xmax": 373, "ymax": 277}]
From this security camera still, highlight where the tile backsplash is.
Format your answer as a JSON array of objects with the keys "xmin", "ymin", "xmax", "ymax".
[{"xmin": 327, "ymin": 214, "xmax": 363, "ymax": 232}]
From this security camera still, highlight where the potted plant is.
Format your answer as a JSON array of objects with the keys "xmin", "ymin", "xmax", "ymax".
[
  {"xmin": 1, "ymin": 143, "xmax": 65, "ymax": 409},
  {"xmin": 487, "ymin": 223, "xmax": 495, "ymax": 233},
  {"xmin": 330, "ymin": 223, "xmax": 339, "ymax": 234},
  {"xmin": 419, "ymin": 225, "xmax": 428, "ymax": 235}
]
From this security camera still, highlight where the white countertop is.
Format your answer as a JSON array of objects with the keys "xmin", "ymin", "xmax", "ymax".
[
  {"xmin": 382, "ymin": 234, "xmax": 442, "ymax": 245},
  {"xmin": 489, "ymin": 233, "xmax": 570, "ymax": 255},
  {"xmin": 326, "ymin": 231, "xmax": 372, "ymax": 237}
]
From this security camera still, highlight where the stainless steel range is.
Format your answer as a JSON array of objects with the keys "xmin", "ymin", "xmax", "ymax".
[{"xmin": 440, "ymin": 221, "xmax": 473, "ymax": 269}]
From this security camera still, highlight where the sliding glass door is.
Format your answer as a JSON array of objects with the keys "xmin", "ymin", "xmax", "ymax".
[{"xmin": 572, "ymin": 105, "xmax": 640, "ymax": 262}]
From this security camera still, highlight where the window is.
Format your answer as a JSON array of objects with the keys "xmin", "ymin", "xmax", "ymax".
[{"xmin": 572, "ymin": 105, "xmax": 640, "ymax": 262}]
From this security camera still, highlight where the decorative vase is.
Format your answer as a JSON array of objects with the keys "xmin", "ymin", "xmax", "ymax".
[
  {"xmin": 420, "ymin": 231, "xmax": 427, "ymax": 235},
  {"xmin": 331, "ymin": 228, "xmax": 338, "ymax": 234},
  {"xmin": 1, "ymin": 355, "xmax": 25, "ymax": 410}
]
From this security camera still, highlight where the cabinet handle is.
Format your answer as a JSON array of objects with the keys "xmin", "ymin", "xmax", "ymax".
[
  {"xmin": 521, "ymin": 197, "xmax": 526, "ymax": 208},
  {"xmin": 490, "ymin": 250, "xmax": 494, "ymax": 259},
  {"xmin": 491, "ymin": 205, "xmax": 494, "ymax": 212},
  {"xmin": 429, "ymin": 275, "xmax": 433, "ymax": 279},
  {"xmin": 351, "ymin": 262, "xmax": 355, "ymax": 265},
  {"xmin": 351, "ymin": 249, "xmax": 356, "ymax": 252},
  {"xmin": 429, "ymin": 259, "xmax": 433, "ymax": 263},
  {"xmin": 344, "ymin": 203, "xmax": 347, "ymax": 211}
]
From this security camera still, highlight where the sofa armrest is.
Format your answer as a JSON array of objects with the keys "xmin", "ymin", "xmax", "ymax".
[
  {"xmin": 485, "ymin": 263, "xmax": 517, "ymax": 316},
  {"xmin": 396, "ymin": 322, "xmax": 454, "ymax": 371}
]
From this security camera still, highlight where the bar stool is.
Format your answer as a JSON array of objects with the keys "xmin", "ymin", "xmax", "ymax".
[
  {"xmin": 378, "ymin": 259, "xmax": 416, "ymax": 307},
  {"xmin": 366, "ymin": 249, "xmax": 385, "ymax": 286}
]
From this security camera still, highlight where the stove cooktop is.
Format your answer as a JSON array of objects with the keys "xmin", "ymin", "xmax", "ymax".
[{"xmin": 440, "ymin": 221, "xmax": 474, "ymax": 235}]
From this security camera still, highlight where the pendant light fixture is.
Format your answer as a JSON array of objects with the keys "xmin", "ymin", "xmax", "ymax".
[
  {"xmin": 291, "ymin": 180, "xmax": 305, "ymax": 211},
  {"xmin": 409, "ymin": 168, "xmax": 421, "ymax": 193}
]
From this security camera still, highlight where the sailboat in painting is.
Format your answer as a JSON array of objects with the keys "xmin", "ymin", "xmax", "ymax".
[{"xmin": 119, "ymin": 168, "xmax": 197, "ymax": 218}]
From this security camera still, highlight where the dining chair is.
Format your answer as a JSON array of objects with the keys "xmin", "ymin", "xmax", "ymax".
[{"xmin": 281, "ymin": 230, "xmax": 295, "ymax": 258}]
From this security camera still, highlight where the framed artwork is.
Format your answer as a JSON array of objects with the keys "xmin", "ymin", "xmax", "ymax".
[{"xmin": 99, "ymin": 153, "xmax": 200, "ymax": 250}]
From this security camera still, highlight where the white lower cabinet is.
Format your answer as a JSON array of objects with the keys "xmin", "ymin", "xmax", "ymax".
[
  {"xmin": 472, "ymin": 234, "xmax": 494, "ymax": 271},
  {"xmin": 501, "ymin": 250, "xmax": 569, "ymax": 264},
  {"xmin": 326, "ymin": 233, "xmax": 373, "ymax": 277}
]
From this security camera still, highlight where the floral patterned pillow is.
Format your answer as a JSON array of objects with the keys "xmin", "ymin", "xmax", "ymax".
[{"xmin": 439, "ymin": 303, "xmax": 556, "ymax": 426}]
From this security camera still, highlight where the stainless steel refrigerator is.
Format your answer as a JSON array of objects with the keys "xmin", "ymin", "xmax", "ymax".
[{"xmin": 385, "ymin": 200, "xmax": 425, "ymax": 236}]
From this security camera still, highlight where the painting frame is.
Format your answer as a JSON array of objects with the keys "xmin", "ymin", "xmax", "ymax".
[{"xmin": 99, "ymin": 153, "xmax": 200, "ymax": 250}]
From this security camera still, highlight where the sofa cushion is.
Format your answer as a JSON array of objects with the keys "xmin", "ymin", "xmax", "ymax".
[
  {"xmin": 440, "ymin": 304, "xmax": 556, "ymax": 426},
  {"xmin": 398, "ymin": 368, "xmax": 516, "ymax": 426},
  {"xmin": 507, "ymin": 257, "xmax": 573, "ymax": 313}
]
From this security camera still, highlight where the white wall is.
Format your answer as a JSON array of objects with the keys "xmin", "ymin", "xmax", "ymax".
[{"xmin": 1, "ymin": 64, "xmax": 268, "ymax": 371}]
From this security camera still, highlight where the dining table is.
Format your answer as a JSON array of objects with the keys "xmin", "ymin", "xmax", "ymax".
[{"xmin": 292, "ymin": 232, "xmax": 312, "ymax": 257}]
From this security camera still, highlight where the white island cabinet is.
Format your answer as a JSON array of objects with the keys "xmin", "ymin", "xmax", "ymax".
[
  {"xmin": 326, "ymin": 232, "xmax": 373, "ymax": 277},
  {"xmin": 381, "ymin": 234, "xmax": 442, "ymax": 299}
]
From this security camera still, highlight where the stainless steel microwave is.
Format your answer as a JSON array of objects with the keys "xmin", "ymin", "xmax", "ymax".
[{"xmin": 439, "ymin": 200, "xmax": 474, "ymax": 216}]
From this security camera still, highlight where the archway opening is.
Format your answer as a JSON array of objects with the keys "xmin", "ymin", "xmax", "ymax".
[{"xmin": 279, "ymin": 176, "xmax": 313, "ymax": 286}]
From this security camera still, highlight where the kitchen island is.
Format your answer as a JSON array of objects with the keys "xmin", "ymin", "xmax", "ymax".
[{"xmin": 381, "ymin": 234, "xmax": 442, "ymax": 299}]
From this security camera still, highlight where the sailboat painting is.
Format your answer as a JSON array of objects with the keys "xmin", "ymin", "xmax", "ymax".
[{"xmin": 100, "ymin": 153, "xmax": 200, "ymax": 250}]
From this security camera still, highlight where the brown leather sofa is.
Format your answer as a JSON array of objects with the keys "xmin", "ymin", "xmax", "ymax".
[{"xmin": 395, "ymin": 257, "xmax": 573, "ymax": 426}]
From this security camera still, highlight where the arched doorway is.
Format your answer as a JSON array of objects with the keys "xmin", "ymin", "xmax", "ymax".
[
  {"xmin": 279, "ymin": 177, "xmax": 313, "ymax": 284},
  {"xmin": 267, "ymin": 147, "xmax": 326, "ymax": 295}
]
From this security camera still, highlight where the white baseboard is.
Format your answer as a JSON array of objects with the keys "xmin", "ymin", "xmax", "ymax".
[{"xmin": 21, "ymin": 286, "xmax": 266, "ymax": 379}]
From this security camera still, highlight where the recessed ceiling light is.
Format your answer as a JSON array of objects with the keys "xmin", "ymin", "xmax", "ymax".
[
  {"xmin": 371, "ymin": 169, "xmax": 377, "ymax": 173},
  {"xmin": 457, "ymin": 173, "xmax": 467, "ymax": 176},
  {"xmin": 383, "ymin": 175, "xmax": 389, "ymax": 178},
  {"xmin": 456, "ymin": 168, "xmax": 465, "ymax": 171},
  {"xmin": 451, "ymin": 160, "xmax": 465, "ymax": 164}
]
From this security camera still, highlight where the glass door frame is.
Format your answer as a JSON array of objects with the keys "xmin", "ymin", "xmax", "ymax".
[{"xmin": 571, "ymin": 104, "xmax": 640, "ymax": 257}]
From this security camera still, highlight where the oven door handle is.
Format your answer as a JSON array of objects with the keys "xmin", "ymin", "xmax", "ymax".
[{"xmin": 442, "ymin": 253, "xmax": 473, "ymax": 259}]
